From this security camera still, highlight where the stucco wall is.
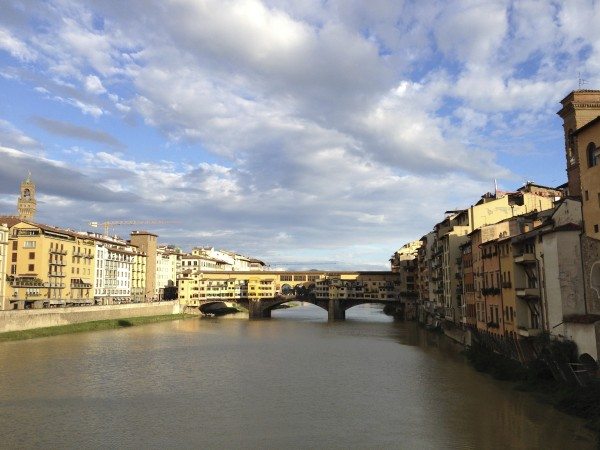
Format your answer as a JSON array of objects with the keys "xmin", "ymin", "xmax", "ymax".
[
  {"xmin": 563, "ymin": 321, "xmax": 600, "ymax": 361},
  {"xmin": 544, "ymin": 231, "xmax": 586, "ymax": 335},
  {"xmin": 0, "ymin": 301, "xmax": 182, "ymax": 333}
]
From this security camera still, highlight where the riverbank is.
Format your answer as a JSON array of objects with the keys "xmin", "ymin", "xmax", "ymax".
[
  {"xmin": 0, "ymin": 313, "xmax": 194, "ymax": 342},
  {"xmin": 0, "ymin": 300, "xmax": 182, "ymax": 333},
  {"xmin": 463, "ymin": 338, "xmax": 600, "ymax": 442}
]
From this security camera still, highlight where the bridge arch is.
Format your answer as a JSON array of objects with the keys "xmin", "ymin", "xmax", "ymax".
[{"xmin": 261, "ymin": 296, "xmax": 329, "ymax": 315}]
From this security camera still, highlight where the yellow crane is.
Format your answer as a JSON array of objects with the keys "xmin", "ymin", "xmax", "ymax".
[{"xmin": 88, "ymin": 220, "xmax": 176, "ymax": 236}]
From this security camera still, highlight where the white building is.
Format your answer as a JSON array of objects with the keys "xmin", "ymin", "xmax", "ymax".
[
  {"xmin": 192, "ymin": 247, "xmax": 265, "ymax": 271},
  {"xmin": 86, "ymin": 234, "xmax": 135, "ymax": 305},
  {"xmin": 156, "ymin": 246, "xmax": 178, "ymax": 298}
]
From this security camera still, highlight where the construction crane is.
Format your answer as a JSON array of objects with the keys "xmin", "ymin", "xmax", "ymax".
[{"xmin": 88, "ymin": 220, "xmax": 177, "ymax": 236}]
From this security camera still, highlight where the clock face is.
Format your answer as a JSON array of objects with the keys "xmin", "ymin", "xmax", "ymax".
[{"xmin": 23, "ymin": 188, "xmax": 31, "ymax": 199}]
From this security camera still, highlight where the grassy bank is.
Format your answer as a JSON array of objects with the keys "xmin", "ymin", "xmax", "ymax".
[{"xmin": 0, "ymin": 313, "xmax": 194, "ymax": 343}]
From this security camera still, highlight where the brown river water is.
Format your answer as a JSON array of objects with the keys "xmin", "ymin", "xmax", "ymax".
[{"xmin": 0, "ymin": 304, "xmax": 596, "ymax": 449}]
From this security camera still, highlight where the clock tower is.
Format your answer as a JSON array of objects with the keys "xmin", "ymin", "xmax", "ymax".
[{"xmin": 17, "ymin": 172, "xmax": 36, "ymax": 221}]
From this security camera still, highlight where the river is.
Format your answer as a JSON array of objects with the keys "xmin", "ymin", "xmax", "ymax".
[{"xmin": 0, "ymin": 304, "xmax": 595, "ymax": 449}]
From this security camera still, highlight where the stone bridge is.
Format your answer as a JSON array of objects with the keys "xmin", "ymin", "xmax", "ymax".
[{"xmin": 199, "ymin": 295, "xmax": 403, "ymax": 320}]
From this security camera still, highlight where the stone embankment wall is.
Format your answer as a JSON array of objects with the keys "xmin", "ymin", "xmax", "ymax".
[{"xmin": 0, "ymin": 301, "xmax": 182, "ymax": 333}]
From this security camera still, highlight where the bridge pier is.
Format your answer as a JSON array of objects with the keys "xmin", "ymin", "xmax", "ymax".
[
  {"xmin": 328, "ymin": 299, "xmax": 345, "ymax": 321},
  {"xmin": 248, "ymin": 300, "xmax": 271, "ymax": 319}
]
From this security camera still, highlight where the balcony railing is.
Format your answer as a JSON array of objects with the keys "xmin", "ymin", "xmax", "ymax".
[
  {"xmin": 517, "ymin": 326, "xmax": 541, "ymax": 337},
  {"xmin": 481, "ymin": 287, "xmax": 501, "ymax": 296},
  {"xmin": 501, "ymin": 281, "xmax": 512, "ymax": 289},
  {"xmin": 514, "ymin": 253, "xmax": 536, "ymax": 264},
  {"xmin": 49, "ymin": 249, "xmax": 68, "ymax": 255},
  {"xmin": 515, "ymin": 287, "xmax": 540, "ymax": 298}
]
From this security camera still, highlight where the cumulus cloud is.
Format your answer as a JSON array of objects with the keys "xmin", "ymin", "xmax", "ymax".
[{"xmin": 0, "ymin": 0, "xmax": 593, "ymax": 266}]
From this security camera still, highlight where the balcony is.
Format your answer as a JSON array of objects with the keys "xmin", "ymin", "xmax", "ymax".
[
  {"xmin": 515, "ymin": 287, "xmax": 540, "ymax": 298},
  {"xmin": 517, "ymin": 326, "xmax": 542, "ymax": 337},
  {"xmin": 501, "ymin": 281, "xmax": 512, "ymax": 289},
  {"xmin": 9, "ymin": 276, "xmax": 45, "ymax": 288},
  {"xmin": 514, "ymin": 253, "xmax": 536, "ymax": 264},
  {"xmin": 48, "ymin": 272, "xmax": 66, "ymax": 278},
  {"xmin": 49, "ymin": 249, "xmax": 68, "ymax": 255},
  {"xmin": 49, "ymin": 261, "xmax": 66, "ymax": 266},
  {"xmin": 481, "ymin": 287, "xmax": 501, "ymax": 296}
]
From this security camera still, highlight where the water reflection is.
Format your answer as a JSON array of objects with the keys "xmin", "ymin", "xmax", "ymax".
[{"xmin": 0, "ymin": 305, "xmax": 595, "ymax": 449}]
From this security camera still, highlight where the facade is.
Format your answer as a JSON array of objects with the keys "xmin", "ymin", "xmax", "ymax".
[
  {"xmin": 2, "ymin": 220, "xmax": 95, "ymax": 309},
  {"xmin": 131, "ymin": 250, "xmax": 147, "ymax": 302},
  {"xmin": 156, "ymin": 246, "xmax": 178, "ymax": 299},
  {"xmin": 192, "ymin": 247, "xmax": 265, "ymax": 271},
  {"xmin": 92, "ymin": 237, "xmax": 136, "ymax": 305},
  {"xmin": 460, "ymin": 240, "xmax": 475, "ymax": 327},
  {"xmin": 0, "ymin": 224, "xmax": 8, "ymax": 310},
  {"xmin": 178, "ymin": 271, "xmax": 400, "ymax": 308},
  {"xmin": 130, "ymin": 231, "xmax": 158, "ymax": 300},
  {"xmin": 429, "ymin": 187, "xmax": 559, "ymax": 325}
]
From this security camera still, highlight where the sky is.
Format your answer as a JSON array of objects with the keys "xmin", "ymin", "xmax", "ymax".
[{"xmin": 0, "ymin": 0, "xmax": 598, "ymax": 270}]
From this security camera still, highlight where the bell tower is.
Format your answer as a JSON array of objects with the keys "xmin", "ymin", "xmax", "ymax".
[
  {"xmin": 17, "ymin": 172, "xmax": 36, "ymax": 221},
  {"xmin": 557, "ymin": 90, "xmax": 600, "ymax": 196}
]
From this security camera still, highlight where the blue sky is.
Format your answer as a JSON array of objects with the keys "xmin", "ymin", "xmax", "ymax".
[{"xmin": 0, "ymin": 0, "xmax": 597, "ymax": 269}]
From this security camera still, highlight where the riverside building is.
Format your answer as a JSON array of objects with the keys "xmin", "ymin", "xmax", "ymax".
[{"xmin": 0, "ymin": 224, "xmax": 8, "ymax": 310}]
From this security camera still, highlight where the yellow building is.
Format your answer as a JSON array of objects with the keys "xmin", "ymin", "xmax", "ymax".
[
  {"xmin": 177, "ymin": 271, "xmax": 400, "ymax": 308},
  {"xmin": 130, "ymin": 231, "xmax": 158, "ymax": 301},
  {"xmin": 2, "ymin": 219, "xmax": 95, "ymax": 309},
  {"xmin": 131, "ymin": 249, "xmax": 147, "ymax": 303},
  {"xmin": 431, "ymin": 185, "xmax": 559, "ymax": 324},
  {"xmin": 569, "ymin": 116, "xmax": 600, "ymax": 238}
]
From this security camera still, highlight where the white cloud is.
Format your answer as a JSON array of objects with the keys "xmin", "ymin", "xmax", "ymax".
[
  {"xmin": 0, "ymin": 119, "xmax": 40, "ymax": 150},
  {"xmin": 0, "ymin": 27, "xmax": 36, "ymax": 61},
  {"xmin": 84, "ymin": 74, "xmax": 106, "ymax": 94},
  {"xmin": 1, "ymin": 0, "xmax": 597, "ymax": 265}
]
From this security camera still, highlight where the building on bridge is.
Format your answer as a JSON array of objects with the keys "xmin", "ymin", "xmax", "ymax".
[{"xmin": 177, "ymin": 270, "xmax": 402, "ymax": 309}]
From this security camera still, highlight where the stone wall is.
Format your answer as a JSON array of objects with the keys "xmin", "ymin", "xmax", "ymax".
[
  {"xmin": 582, "ymin": 235, "xmax": 600, "ymax": 314},
  {"xmin": 0, "ymin": 301, "xmax": 182, "ymax": 333}
]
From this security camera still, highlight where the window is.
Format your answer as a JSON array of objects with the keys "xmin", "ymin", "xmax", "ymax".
[
  {"xmin": 595, "ymin": 225, "xmax": 599, "ymax": 233},
  {"xmin": 28, "ymin": 264, "xmax": 34, "ymax": 272},
  {"xmin": 587, "ymin": 142, "xmax": 600, "ymax": 167},
  {"xmin": 23, "ymin": 241, "xmax": 35, "ymax": 248},
  {"xmin": 11, "ymin": 253, "xmax": 17, "ymax": 262},
  {"xmin": 12, "ymin": 241, "xmax": 17, "ymax": 250},
  {"xmin": 29, "ymin": 252, "xmax": 35, "ymax": 259},
  {"xmin": 585, "ymin": 190, "xmax": 590, "ymax": 201}
]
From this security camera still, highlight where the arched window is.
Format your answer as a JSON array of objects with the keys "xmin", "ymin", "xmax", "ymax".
[{"xmin": 587, "ymin": 142, "xmax": 600, "ymax": 167}]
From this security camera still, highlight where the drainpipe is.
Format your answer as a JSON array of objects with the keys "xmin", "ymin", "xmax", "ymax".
[
  {"xmin": 538, "ymin": 251, "xmax": 550, "ymax": 333},
  {"xmin": 498, "ymin": 244, "xmax": 505, "ymax": 337},
  {"xmin": 579, "ymin": 229, "xmax": 589, "ymax": 315}
]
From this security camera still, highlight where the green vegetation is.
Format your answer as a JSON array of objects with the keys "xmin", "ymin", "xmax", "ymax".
[{"xmin": 0, "ymin": 314, "xmax": 194, "ymax": 342}]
